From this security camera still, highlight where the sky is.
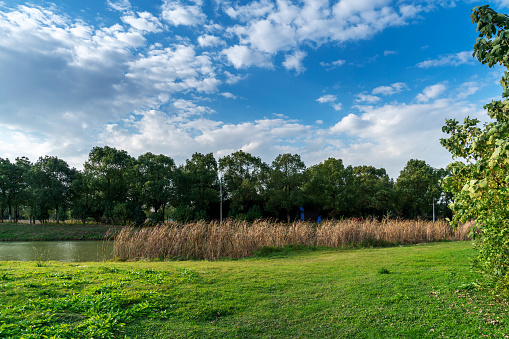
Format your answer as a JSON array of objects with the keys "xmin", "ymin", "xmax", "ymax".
[{"xmin": 0, "ymin": 0, "xmax": 507, "ymax": 179}]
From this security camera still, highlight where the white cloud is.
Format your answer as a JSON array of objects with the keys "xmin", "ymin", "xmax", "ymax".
[
  {"xmin": 356, "ymin": 93, "xmax": 381, "ymax": 104},
  {"xmin": 384, "ymin": 50, "xmax": 397, "ymax": 56},
  {"xmin": 329, "ymin": 97, "xmax": 486, "ymax": 177},
  {"xmin": 320, "ymin": 59, "xmax": 346, "ymax": 70},
  {"xmin": 332, "ymin": 103, "xmax": 343, "ymax": 111},
  {"xmin": 231, "ymin": 19, "xmax": 297, "ymax": 54},
  {"xmin": 221, "ymin": 92, "xmax": 237, "ymax": 99},
  {"xmin": 161, "ymin": 0, "xmax": 206, "ymax": 26},
  {"xmin": 455, "ymin": 81, "xmax": 481, "ymax": 100},
  {"xmin": 107, "ymin": 0, "xmax": 131, "ymax": 12},
  {"xmin": 416, "ymin": 51, "xmax": 474, "ymax": 68},
  {"xmin": 283, "ymin": 50, "xmax": 307, "ymax": 74},
  {"xmin": 224, "ymin": 71, "xmax": 249, "ymax": 84},
  {"xmin": 415, "ymin": 83, "xmax": 447, "ymax": 102},
  {"xmin": 197, "ymin": 34, "xmax": 223, "ymax": 48},
  {"xmin": 99, "ymin": 109, "xmax": 314, "ymax": 165},
  {"xmin": 126, "ymin": 44, "xmax": 220, "ymax": 94},
  {"xmin": 122, "ymin": 12, "xmax": 163, "ymax": 32},
  {"xmin": 222, "ymin": 44, "xmax": 273, "ymax": 68},
  {"xmin": 372, "ymin": 82, "xmax": 407, "ymax": 96},
  {"xmin": 223, "ymin": 0, "xmax": 425, "ymax": 71},
  {"xmin": 224, "ymin": 0, "xmax": 274, "ymax": 21},
  {"xmin": 316, "ymin": 94, "xmax": 337, "ymax": 103},
  {"xmin": 317, "ymin": 94, "xmax": 342, "ymax": 110}
]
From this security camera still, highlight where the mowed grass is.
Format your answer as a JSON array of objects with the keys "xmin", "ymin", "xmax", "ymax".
[{"xmin": 1, "ymin": 242, "xmax": 508, "ymax": 338}]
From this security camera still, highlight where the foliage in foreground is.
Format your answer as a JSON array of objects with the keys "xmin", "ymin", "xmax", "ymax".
[
  {"xmin": 113, "ymin": 219, "xmax": 471, "ymax": 260},
  {"xmin": 1, "ymin": 242, "xmax": 509, "ymax": 338},
  {"xmin": 441, "ymin": 5, "xmax": 509, "ymax": 286}
]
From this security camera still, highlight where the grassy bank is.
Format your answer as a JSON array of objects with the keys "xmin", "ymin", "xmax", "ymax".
[
  {"xmin": 114, "ymin": 219, "xmax": 471, "ymax": 260},
  {"xmin": 0, "ymin": 222, "xmax": 117, "ymax": 241},
  {"xmin": 1, "ymin": 242, "xmax": 508, "ymax": 338}
]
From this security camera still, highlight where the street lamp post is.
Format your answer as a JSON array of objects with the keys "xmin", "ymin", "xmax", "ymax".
[
  {"xmin": 219, "ymin": 173, "xmax": 223, "ymax": 225},
  {"xmin": 432, "ymin": 197, "xmax": 435, "ymax": 222}
]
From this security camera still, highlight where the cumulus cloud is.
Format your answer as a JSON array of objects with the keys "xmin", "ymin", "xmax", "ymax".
[
  {"xmin": 223, "ymin": 0, "xmax": 425, "ymax": 70},
  {"xmin": 283, "ymin": 50, "xmax": 307, "ymax": 74},
  {"xmin": 329, "ymin": 97, "xmax": 486, "ymax": 177},
  {"xmin": 316, "ymin": 94, "xmax": 337, "ymax": 103},
  {"xmin": 122, "ymin": 12, "xmax": 163, "ymax": 32},
  {"xmin": 161, "ymin": 0, "xmax": 206, "ymax": 26},
  {"xmin": 221, "ymin": 92, "xmax": 237, "ymax": 99},
  {"xmin": 355, "ymin": 93, "xmax": 381, "ymax": 104},
  {"xmin": 416, "ymin": 51, "xmax": 474, "ymax": 68},
  {"xmin": 99, "ymin": 109, "xmax": 314, "ymax": 165},
  {"xmin": 317, "ymin": 94, "xmax": 342, "ymax": 111},
  {"xmin": 222, "ymin": 44, "xmax": 273, "ymax": 68},
  {"xmin": 197, "ymin": 34, "xmax": 223, "ymax": 48},
  {"xmin": 107, "ymin": 0, "xmax": 131, "ymax": 12},
  {"xmin": 415, "ymin": 83, "xmax": 447, "ymax": 102},
  {"xmin": 372, "ymin": 82, "xmax": 408, "ymax": 96},
  {"xmin": 126, "ymin": 44, "xmax": 220, "ymax": 94}
]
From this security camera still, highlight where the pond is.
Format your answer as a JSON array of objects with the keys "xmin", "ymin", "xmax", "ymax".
[{"xmin": 0, "ymin": 241, "xmax": 114, "ymax": 262}]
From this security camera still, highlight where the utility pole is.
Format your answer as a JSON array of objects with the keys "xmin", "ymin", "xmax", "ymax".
[
  {"xmin": 432, "ymin": 197, "xmax": 435, "ymax": 222},
  {"xmin": 219, "ymin": 173, "xmax": 223, "ymax": 225}
]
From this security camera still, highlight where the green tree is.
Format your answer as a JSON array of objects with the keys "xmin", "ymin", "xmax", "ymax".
[
  {"xmin": 441, "ymin": 4, "xmax": 509, "ymax": 283},
  {"xmin": 136, "ymin": 152, "xmax": 176, "ymax": 222},
  {"xmin": 176, "ymin": 153, "xmax": 219, "ymax": 220},
  {"xmin": 30, "ymin": 156, "xmax": 74, "ymax": 223},
  {"xmin": 395, "ymin": 160, "xmax": 443, "ymax": 220},
  {"xmin": 84, "ymin": 146, "xmax": 138, "ymax": 223},
  {"xmin": 352, "ymin": 165, "xmax": 394, "ymax": 218},
  {"xmin": 265, "ymin": 153, "xmax": 306, "ymax": 222},
  {"xmin": 303, "ymin": 158, "xmax": 355, "ymax": 218},
  {"xmin": 218, "ymin": 150, "xmax": 268, "ymax": 219},
  {"xmin": 0, "ymin": 157, "xmax": 30, "ymax": 223}
]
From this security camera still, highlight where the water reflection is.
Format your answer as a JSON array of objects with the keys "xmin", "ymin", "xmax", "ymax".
[{"xmin": 0, "ymin": 241, "xmax": 114, "ymax": 262}]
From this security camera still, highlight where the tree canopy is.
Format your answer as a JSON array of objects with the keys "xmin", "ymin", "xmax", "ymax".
[
  {"xmin": 441, "ymin": 5, "xmax": 509, "ymax": 284},
  {"xmin": 0, "ymin": 148, "xmax": 448, "ymax": 224}
]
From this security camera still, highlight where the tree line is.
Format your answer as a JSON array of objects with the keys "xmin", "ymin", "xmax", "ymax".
[{"xmin": 0, "ymin": 146, "xmax": 450, "ymax": 224}]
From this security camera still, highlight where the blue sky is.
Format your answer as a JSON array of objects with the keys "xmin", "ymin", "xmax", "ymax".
[{"xmin": 0, "ymin": 0, "xmax": 506, "ymax": 178}]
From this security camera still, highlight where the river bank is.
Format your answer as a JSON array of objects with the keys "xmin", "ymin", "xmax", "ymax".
[{"xmin": 0, "ymin": 222, "xmax": 118, "ymax": 241}]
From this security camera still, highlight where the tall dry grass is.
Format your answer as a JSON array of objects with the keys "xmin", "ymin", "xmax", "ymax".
[{"xmin": 112, "ymin": 219, "xmax": 472, "ymax": 261}]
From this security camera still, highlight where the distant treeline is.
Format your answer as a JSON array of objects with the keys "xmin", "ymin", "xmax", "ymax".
[{"xmin": 0, "ymin": 146, "xmax": 450, "ymax": 224}]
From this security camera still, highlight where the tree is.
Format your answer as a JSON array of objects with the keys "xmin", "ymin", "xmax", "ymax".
[
  {"xmin": 0, "ymin": 157, "xmax": 30, "ymax": 223},
  {"xmin": 441, "ymin": 5, "xmax": 509, "ymax": 283},
  {"xmin": 218, "ymin": 150, "xmax": 268, "ymax": 219},
  {"xmin": 84, "ymin": 146, "xmax": 138, "ymax": 223},
  {"xmin": 136, "ymin": 152, "xmax": 176, "ymax": 222},
  {"xmin": 265, "ymin": 153, "xmax": 306, "ymax": 222},
  {"xmin": 303, "ymin": 158, "xmax": 355, "ymax": 218},
  {"xmin": 352, "ymin": 165, "xmax": 394, "ymax": 218},
  {"xmin": 31, "ymin": 156, "xmax": 74, "ymax": 223},
  {"xmin": 175, "ymin": 153, "xmax": 219, "ymax": 220},
  {"xmin": 395, "ymin": 160, "xmax": 443, "ymax": 220}
]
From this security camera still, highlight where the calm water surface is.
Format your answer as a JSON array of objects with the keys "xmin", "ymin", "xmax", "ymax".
[{"xmin": 0, "ymin": 241, "xmax": 114, "ymax": 262}]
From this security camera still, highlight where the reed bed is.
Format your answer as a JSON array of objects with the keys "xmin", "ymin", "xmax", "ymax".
[{"xmin": 112, "ymin": 219, "xmax": 472, "ymax": 261}]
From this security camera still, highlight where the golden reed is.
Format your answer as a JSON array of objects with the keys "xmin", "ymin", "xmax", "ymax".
[{"xmin": 112, "ymin": 219, "xmax": 472, "ymax": 261}]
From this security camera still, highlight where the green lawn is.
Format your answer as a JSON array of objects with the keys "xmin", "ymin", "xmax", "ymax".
[
  {"xmin": 0, "ymin": 241, "xmax": 508, "ymax": 338},
  {"xmin": 0, "ymin": 222, "xmax": 116, "ymax": 241}
]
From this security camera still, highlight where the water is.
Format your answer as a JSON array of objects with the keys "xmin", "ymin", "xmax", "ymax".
[{"xmin": 0, "ymin": 241, "xmax": 114, "ymax": 262}]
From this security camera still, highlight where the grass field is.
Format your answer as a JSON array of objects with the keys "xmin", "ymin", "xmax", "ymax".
[
  {"xmin": 1, "ymin": 241, "xmax": 508, "ymax": 338},
  {"xmin": 0, "ymin": 222, "xmax": 116, "ymax": 241}
]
